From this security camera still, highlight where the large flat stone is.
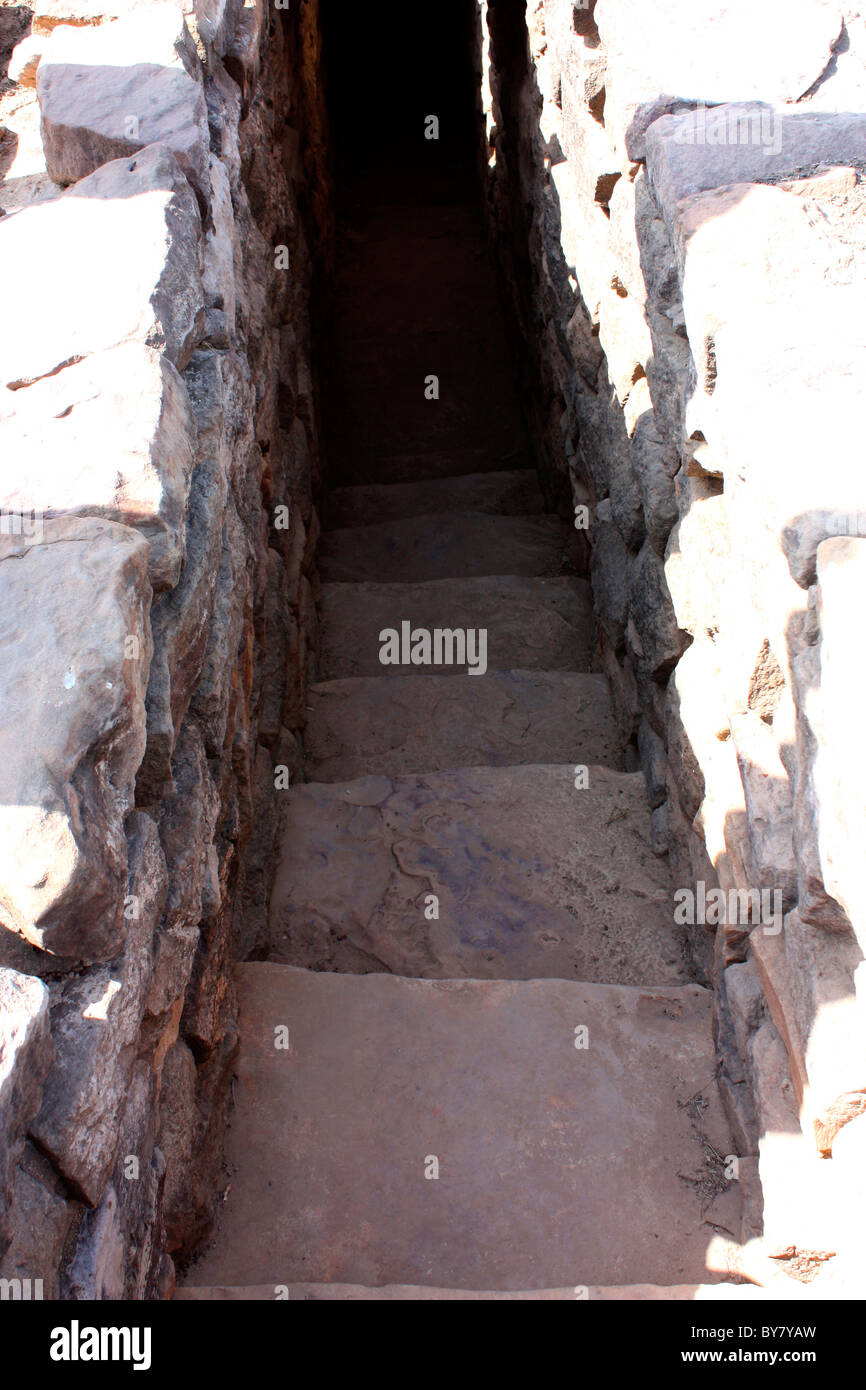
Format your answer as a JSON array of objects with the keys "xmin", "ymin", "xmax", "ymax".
[
  {"xmin": 594, "ymin": 0, "xmax": 844, "ymax": 158},
  {"xmin": 0, "ymin": 344, "xmax": 196, "ymax": 592},
  {"xmin": 184, "ymin": 964, "xmax": 738, "ymax": 1290},
  {"xmin": 646, "ymin": 107, "xmax": 866, "ymax": 241},
  {"xmin": 304, "ymin": 673, "xmax": 621, "ymax": 781},
  {"xmin": 0, "ymin": 143, "xmax": 203, "ymax": 389},
  {"xmin": 37, "ymin": 7, "xmax": 210, "ymax": 202},
  {"xmin": 318, "ymin": 513, "xmax": 583, "ymax": 584},
  {"xmin": 325, "ymin": 470, "xmax": 544, "ymax": 529},
  {"xmin": 318, "ymin": 576, "xmax": 597, "ymax": 679},
  {"xmin": 0, "ymin": 519, "xmax": 152, "ymax": 961},
  {"xmin": 268, "ymin": 765, "xmax": 687, "ymax": 984}
]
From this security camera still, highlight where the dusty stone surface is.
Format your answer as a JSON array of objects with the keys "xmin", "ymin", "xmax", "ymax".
[
  {"xmin": 304, "ymin": 673, "xmax": 621, "ymax": 781},
  {"xmin": 318, "ymin": 576, "xmax": 597, "ymax": 680},
  {"xmin": 319, "ymin": 512, "xmax": 583, "ymax": 584},
  {"xmin": 185, "ymin": 964, "xmax": 738, "ymax": 1290},
  {"xmin": 270, "ymin": 766, "xmax": 686, "ymax": 984},
  {"xmin": 178, "ymin": 1281, "xmax": 777, "ymax": 1301},
  {"xmin": 326, "ymin": 469, "xmax": 544, "ymax": 529}
]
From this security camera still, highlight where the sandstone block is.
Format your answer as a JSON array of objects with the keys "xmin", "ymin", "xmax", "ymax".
[
  {"xmin": 0, "ymin": 519, "xmax": 152, "ymax": 961},
  {"xmin": 0, "ymin": 144, "xmax": 204, "ymax": 389},
  {"xmin": 0, "ymin": 344, "xmax": 196, "ymax": 592},
  {"xmin": 37, "ymin": 7, "xmax": 209, "ymax": 201}
]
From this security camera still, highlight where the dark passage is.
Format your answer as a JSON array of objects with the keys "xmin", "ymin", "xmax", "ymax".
[{"xmin": 260, "ymin": 1, "xmax": 681, "ymax": 986}]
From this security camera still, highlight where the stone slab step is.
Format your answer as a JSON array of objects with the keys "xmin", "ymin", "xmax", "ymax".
[
  {"xmin": 303, "ymin": 673, "xmax": 621, "ymax": 782},
  {"xmin": 317, "ymin": 576, "xmax": 597, "ymax": 680},
  {"xmin": 331, "ymin": 443, "xmax": 534, "ymax": 487},
  {"xmin": 325, "ymin": 470, "xmax": 544, "ymax": 529},
  {"xmin": 268, "ymin": 765, "xmax": 688, "ymax": 984},
  {"xmin": 318, "ymin": 513, "xmax": 584, "ymax": 584},
  {"xmin": 180, "ymin": 965, "xmax": 739, "ymax": 1291},
  {"xmin": 178, "ymin": 1283, "xmax": 767, "ymax": 1301}
]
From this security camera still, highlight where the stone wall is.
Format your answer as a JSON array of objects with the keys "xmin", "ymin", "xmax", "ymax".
[
  {"xmin": 0, "ymin": 0, "xmax": 328, "ymax": 1297},
  {"xmin": 480, "ymin": 0, "xmax": 866, "ymax": 1286}
]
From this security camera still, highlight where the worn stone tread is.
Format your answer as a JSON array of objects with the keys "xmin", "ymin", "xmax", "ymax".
[
  {"xmin": 268, "ymin": 765, "xmax": 687, "ymax": 983},
  {"xmin": 325, "ymin": 470, "xmax": 544, "ymax": 529},
  {"xmin": 303, "ymin": 672, "xmax": 621, "ymax": 781},
  {"xmin": 177, "ymin": 1282, "xmax": 767, "ymax": 1301},
  {"xmin": 318, "ymin": 512, "xmax": 583, "ymax": 584},
  {"xmin": 181, "ymin": 964, "xmax": 738, "ymax": 1291},
  {"xmin": 317, "ymin": 576, "xmax": 597, "ymax": 679}
]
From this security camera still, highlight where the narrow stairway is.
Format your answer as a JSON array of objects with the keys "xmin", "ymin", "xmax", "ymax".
[{"xmin": 179, "ymin": 161, "xmax": 744, "ymax": 1300}]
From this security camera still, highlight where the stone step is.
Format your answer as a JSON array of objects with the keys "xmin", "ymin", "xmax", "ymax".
[
  {"xmin": 268, "ymin": 765, "xmax": 687, "ymax": 984},
  {"xmin": 330, "ymin": 442, "xmax": 534, "ymax": 487},
  {"xmin": 303, "ymin": 673, "xmax": 621, "ymax": 782},
  {"xmin": 318, "ymin": 512, "xmax": 584, "ymax": 584},
  {"xmin": 180, "ymin": 965, "xmax": 739, "ymax": 1291},
  {"xmin": 178, "ymin": 1282, "xmax": 769, "ymax": 1301},
  {"xmin": 325, "ymin": 470, "xmax": 544, "ymax": 529},
  {"xmin": 317, "ymin": 576, "xmax": 597, "ymax": 680}
]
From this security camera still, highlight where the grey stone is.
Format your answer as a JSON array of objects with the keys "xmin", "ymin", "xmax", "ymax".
[
  {"xmin": 29, "ymin": 815, "xmax": 161, "ymax": 1206},
  {"xmin": 0, "ymin": 519, "xmax": 152, "ymax": 961}
]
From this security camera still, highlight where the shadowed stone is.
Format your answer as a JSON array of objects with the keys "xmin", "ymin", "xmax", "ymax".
[
  {"xmin": 269, "ymin": 765, "xmax": 687, "ymax": 984},
  {"xmin": 184, "ymin": 963, "xmax": 738, "ymax": 1290},
  {"xmin": 304, "ymin": 672, "xmax": 621, "ymax": 781}
]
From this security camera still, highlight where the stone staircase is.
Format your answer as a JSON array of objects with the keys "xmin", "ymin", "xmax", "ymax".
[{"xmin": 179, "ymin": 169, "xmax": 749, "ymax": 1300}]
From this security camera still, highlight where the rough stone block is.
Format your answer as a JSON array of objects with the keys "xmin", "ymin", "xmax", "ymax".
[
  {"xmin": 0, "ymin": 345, "xmax": 196, "ymax": 592},
  {"xmin": 37, "ymin": 6, "xmax": 210, "ymax": 200},
  {"xmin": 0, "ymin": 144, "xmax": 204, "ymax": 389},
  {"xmin": 0, "ymin": 519, "xmax": 152, "ymax": 961}
]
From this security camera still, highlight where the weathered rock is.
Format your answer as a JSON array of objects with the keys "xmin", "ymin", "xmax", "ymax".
[
  {"xmin": 63, "ymin": 1062, "xmax": 166, "ymax": 1298},
  {"xmin": 0, "ymin": 1143, "xmax": 78, "ymax": 1297},
  {"xmin": 591, "ymin": 516, "xmax": 631, "ymax": 651},
  {"xmin": 0, "ymin": 969, "xmax": 53, "ymax": 1259},
  {"xmin": 0, "ymin": 344, "xmax": 196, "ymax": 592},
  {"xmin": 0, "ymin": 144, "xmax": 204, "ymax": 389},
  {"xmin": 646, "ymin": 107, "xmax": 866, "ymax": 240},
  {"xmin": 629, "ymin": 541, "xmax": 690, "ymax": 681},
  {"xmin": 809, "ymin": 538, "xmax": 866, "ymax": 956},
  {"xmin": 594, "ymin": 0, "xmax": 844, "ymax": 158},
  {"xmin": 0, "ymin": 520, "xmax": 152, "ymax": 961},
  {"xmin": 37, "ymin": 6, "xmax": 210, "ymax": 200},
  {"xmin": 631, "ymin": 407, "xmax": 679, "ymax": 556},
  {"xmin": 29, "ymin": 814, "xmax": 162, "ymax": 1206}
]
